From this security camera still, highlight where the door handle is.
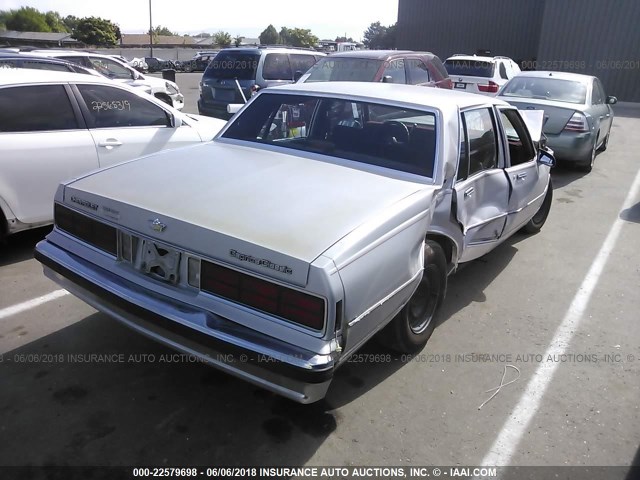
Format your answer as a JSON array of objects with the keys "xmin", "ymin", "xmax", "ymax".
[
  {"xmin": 515, "ymin": 172, "xmax": 527, "ymax": 181},
  {"xmin": 464, "ymin": 187, "xmax": 475, "ymax": 198},
  {"xmin": 98, "ymin": 139, "xmax": 123, "ymax": 149}
]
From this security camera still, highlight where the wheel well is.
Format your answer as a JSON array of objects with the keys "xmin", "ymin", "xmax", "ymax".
[
  {"xmin": 426, "ymin": 233, "xmax": 456, "ymax": 271},
  {"xmin": 0, "ymin": 207, "xmax": 7, "ymax": 241}
]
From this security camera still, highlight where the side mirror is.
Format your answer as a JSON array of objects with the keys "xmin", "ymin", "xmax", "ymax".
[
  {"xmin": 170, "ymin": 114, "xmax": 183, "ymax": 128},
  {"xmin": 227, "ymin": 104, "xmax": 243, "ymax": 114},
  {"xmin": 381, "ymin": 75, "xmax": 394, "ymax": 83},
  {"xmin": 537, "ymin": 149, "xmax": 555, "ymax": 167},
  {"xmin": 293, "ymin": 70, "xmax": 304, "ymax": 82},
  {"xmin": 606, "ymin": 96, "xmax": 617, "ymax": 105}
]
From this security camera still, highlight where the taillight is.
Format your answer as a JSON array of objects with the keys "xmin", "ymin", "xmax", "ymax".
[
  {"xmin": 199, "ymin": 260, "xmax": 325, "ymax": 330},
  {"xmin": 54, "ymin": 203, "xmax": 117, "ymax": 256},
  {"xmin": 478, "ymin": 81, "xmax": 499, "ymax": 93},
  {"xmin": 563, "ymin": 112, "xmax": 589, "ymax": 132}
]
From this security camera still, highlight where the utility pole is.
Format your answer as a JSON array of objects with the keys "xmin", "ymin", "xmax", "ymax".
[{"xmin": 149, "ymin": 0, "xmax": 153, "ymax": 57}]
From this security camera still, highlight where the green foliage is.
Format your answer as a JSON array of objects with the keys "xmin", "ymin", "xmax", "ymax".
[
  {"xmin": 213, "ymin": 30, "xmax": 232, "ymax": 48},
  {"xmin": 279, "ymin": 27, "xmax": 291, "ymax": 45},
  {"xmin": 3, "ymin": 7, "xmax": 53, "ymax": 32},
  {"xmin": 287, "ymin": 28, "xmax": 318, "ymax": 49},
  {"xmin": 149, "ymin": 25, "xmax": 176, "ymax": 37},
  {"xmin": 44, "ymin": 11, "xmax": 68, "ymax": 32},
  {"xmin": 72, "ymin": 17, "xmax": 120, "ymax": 46},
  {"xmin": 259, "ymin": 24, "xmax": 279, "ymax": 45},
  {"xmin": 63, "ymin": 15, "xmax": 79, "ymax": 32},
  {"xmin": 233, "ymin": 35, "xmax": 244, "ymax": 47},
  {"xmin": 335, "ymin": 36, "xmax": 354, "ymax": 43},
  {"xmin": 363, "ymin": 21, "xmax": 397, "ymax": 49}
]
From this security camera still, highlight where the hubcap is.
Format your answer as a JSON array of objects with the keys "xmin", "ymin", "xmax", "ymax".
[{"xmin": 408, "ymin": 267, "xmax": 441, "ymax": 334}]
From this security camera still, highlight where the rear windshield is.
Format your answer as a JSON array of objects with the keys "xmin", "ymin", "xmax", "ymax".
[
  {"xmin": 222, "ymin": 93, "xmax": 437, "ymax": 178},
  {"xmin": 204, "ymin": 52, "xmax": 260, "ymax": 80},
  {"xmin": 444, "ymin": 59, "xmax": 494, "ymax": 77},
  {"xmin": 500, "ymin": 77, "xmax": 587, "ymax": 104},
  {"xmin": 304, "ymin": 57, "xmax": 383, "ymax": 82}
]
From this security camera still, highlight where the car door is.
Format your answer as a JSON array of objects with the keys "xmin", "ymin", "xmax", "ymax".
[
  {"xmin": 592, "ymin": 78, "xmax": 613, "ymax": 138},
  {"xmin": 0, "ymin": 83, "xmax": 98, "ymax": 225},
  {"xmin": 454, "ymin": 107, "xmax": 510, "ymax": 262},
  {"xmin": 498, "ymin": 107, "xmax": 549, "ymax": 234},
  {"xmin": 73, "ymin": 83, "xmax": 201, "ymax": 166}
]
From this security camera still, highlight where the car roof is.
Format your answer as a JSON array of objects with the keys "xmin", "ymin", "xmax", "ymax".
[
  {"xmin": 0, "ymin": 68, "xmax": 124, "ymax": 86},
  {"xmin": 217, "ymin": 46, "xmax": 322, "ymax": 55},
  {"xmin": 445, "ymin": 55, "xmax": 499, "ymax": 62},
  {"xmin": 512, "ymin": 70, "xmax": 595, "ymax": 83},
  {"xmin": 266, "ymin": 81, "xmax": 509, "ymax": 113},
  {"xmin": 328, "ymin": 50, "xmax": 434, "ymax": 59}
]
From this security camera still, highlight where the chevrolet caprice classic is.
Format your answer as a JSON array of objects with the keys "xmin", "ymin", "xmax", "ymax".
[{"xmin": 36, "ymin": 82, "xmax": 554, "ymax": 403}]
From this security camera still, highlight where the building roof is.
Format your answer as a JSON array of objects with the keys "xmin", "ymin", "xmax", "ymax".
[
  {"xmin": 120, "ymin": 33, "xmax": 195, "ymax": 45},
  {"xmin": 0, "ymin": 30, "xmax": 78, "ymax": 43}
]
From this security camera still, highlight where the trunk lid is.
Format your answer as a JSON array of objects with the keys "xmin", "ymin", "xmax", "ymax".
[{"xmin": 500, "ymin": 98, "xmax": 586, "ymax": 135}]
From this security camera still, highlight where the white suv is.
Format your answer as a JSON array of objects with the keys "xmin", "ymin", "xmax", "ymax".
[
  {"xmin": 26, "ymin": 50, "xmax": 184, "ymax": 109},
  {"xmin": 444, "ymin": 54, "xmax": 521, "ymax": 96}
]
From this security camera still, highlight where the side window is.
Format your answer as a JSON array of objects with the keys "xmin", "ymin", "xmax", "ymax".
[
  {"xmin": 407, "ymin": 59, "xmax": 430, "ymax": 85},
  {"xmin": 262, "ymin": 99, "xmax": 317, "ymax": 141},
  {"xmin": 462, "ymin": 108, "xmax": 498, "ymax": 176},
  {"xmin": 499, "ymin": 62, "xmax": 508, "ymax": 80},
  {"xmin": 0, "ymin": 85, "xmax": 78, "ymax": 132},
  {"xmin": 499, "ymin": 109, "xmax": 535, "ymax": 166},
  {"xmin": 591, "ymin": 79, "xmax": 604, "ymax": 105},
  {"xmin": 382, "ymin": 59, "xmax": 406, "ymax": 84},
  {"xmin": 457, "ymin": 117, "xmax": 469, "ymax": 181},
  {"xmin": 77, "ymin": 84, "xmax": 170, "ymax": 129},
  {"xmin": 22, "ymin": 60, "xmax": 72, "ymax": 72},
  {"xmin": 88, "ymin": 57, "xmax": 132, "ymax": 80},
  {"xmin": 290, "ymin": 54, "xmax": 317, "ymax": 76},
  {"xmin": 56, "ymin": 56, "xmax": 87, "ymax": 67},
  {"xmin": 263, "ymin": 53, "xmax": 292, "ymax": 80}
]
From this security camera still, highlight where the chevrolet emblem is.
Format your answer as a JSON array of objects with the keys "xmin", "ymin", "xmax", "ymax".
[{"xmin": 150, "ymin": 219, "xmax": 167, "ymax": 232}]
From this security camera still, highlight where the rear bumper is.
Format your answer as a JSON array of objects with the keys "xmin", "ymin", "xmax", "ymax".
[
  {"xmin": 546, "ymin": 131, "xmax": 594, "ymax": 162},
  {"xmin": 35, "ymin": 239, "xmax": 335, "ymax": 403},
  {"xmin": 197, "ymin": 99, "xmax": 232, "ymax": 120}
]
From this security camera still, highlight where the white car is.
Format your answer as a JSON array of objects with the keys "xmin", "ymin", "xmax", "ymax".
[
  {"xmin": 35, "ymin": 81, "xmax": 554, "ymax": 403},
  {"xmin": 444, "ymin": 54, "xmax": 521, "ymax": 96},
  {"xmin": 25, "ymin": 50, "xmax": 184, "ymax": 109},
  {"xmin": 0, "ymin": 70, "xmax": 226, "ymax": 240}
]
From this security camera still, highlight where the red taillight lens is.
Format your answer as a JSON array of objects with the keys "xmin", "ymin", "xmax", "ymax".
[
  {"xmin": 478, "ymin": 80, "xmax": 499, "ymax": 93},
  {"xmin": 200, "ymin": 260, "xmax": 325, "ymax": 330},
  {"xmin": 563, "ymin": 112, "xmax": 589, "ymax": 132}
]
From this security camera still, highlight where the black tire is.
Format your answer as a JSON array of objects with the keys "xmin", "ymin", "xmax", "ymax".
[
  {"xmin": 597, "ymin": 132, "xmax": 609, "ymax": 152},
  {"xmin": 521, "ymin": 178, "xmax": 553, "ymax": 234},
  {"xmin": 183, "ymin": 62, "xmax": 192, "ymax": 73},
  {"xmin": 380, "ymin": 240, "xmax": 447, "ymax": 353},
  {"xmin": 578, "ymin": 136, "xmax": 597, "ymax": 172}
]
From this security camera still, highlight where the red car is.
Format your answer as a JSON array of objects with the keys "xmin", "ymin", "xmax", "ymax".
[{"xmin": 300, "ymin": 50, "xmax": 453, "ymax": 89}]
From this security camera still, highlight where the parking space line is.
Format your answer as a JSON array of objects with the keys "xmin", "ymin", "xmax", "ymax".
[
  {"xmin": 481, "ymin": 167, "xmax": 640, "ymax": 467},
  {"xmin": 0, "ymin": 289, "xmax": 70, "ymax": 321}
]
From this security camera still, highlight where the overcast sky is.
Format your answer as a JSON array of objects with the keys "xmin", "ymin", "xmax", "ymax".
[{"xmin": 0, "ymin": 0, "xmax": 399, "ymax": 40}]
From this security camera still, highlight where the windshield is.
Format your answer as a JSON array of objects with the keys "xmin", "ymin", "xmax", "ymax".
[
  {"xmin": 222, "ymin": 93, "xmax": 437, "ymax": 178},
  {"xmin": 304, "ymin": 57, "xmax": 383, "ymax": 82},
  {"xmin": 500, "ymin": 77, "xmax": 587, "ymax": 104},
  {"xmin": 204, "ymin": 52, "xmax": 260, "ymax": 80},
  {"xmin": 444, "ymin": 59, "xmax": 494, "ymax": 77}
]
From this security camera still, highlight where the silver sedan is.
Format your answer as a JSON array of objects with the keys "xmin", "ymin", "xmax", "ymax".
[{"xmin": 498, "ymin": 71, "xmax": 616, "ymax": 172}]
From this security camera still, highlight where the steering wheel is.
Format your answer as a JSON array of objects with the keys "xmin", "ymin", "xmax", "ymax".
[{"xmin": 383, "ymin": 121, "xmax": 410, "ymax": 144}]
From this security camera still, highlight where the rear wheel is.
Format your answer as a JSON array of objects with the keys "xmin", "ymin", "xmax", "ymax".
[
  {"xmin": 380, "ymin": 240, "xmax": 447, "ymax": 353},
  {"xmin": 597, "ymin": 132, "xmax": 609, "ymax": 152},
  {"xmin": 578, "ymin": 136, "xmax": 598, "ymax": 172},
  {"xmin": 521, "ymin": 178, "xmax": 553, "ymax": 234}
]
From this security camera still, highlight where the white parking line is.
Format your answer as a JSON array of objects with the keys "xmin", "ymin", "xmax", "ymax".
[
  {"xmin": 0, "ymin": 289, "xmax": 70, "ymax": 321},
  {"xmin": 481, "ymin": 167, "xmax": 640, "ymax": 467}
]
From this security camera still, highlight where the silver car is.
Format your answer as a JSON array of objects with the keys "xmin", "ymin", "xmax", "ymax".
[
  {"xmin": 35, "ymin": 82, "xmax": 554, "ymax": 403},
  {"xmin": 498, "ymin": 71, "xmax": 616, "ymax": 172}
]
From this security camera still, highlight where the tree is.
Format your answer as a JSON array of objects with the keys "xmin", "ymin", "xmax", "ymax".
[
  {"xmin": 335, "ymin": 36, "xmax": 354, "ymax": 43},
  {"xmin": 72, "ymin": 17, "xmax": 120, "ymax": 46},
  {"xmin": 279, "ymin": 27, "xmax": 292, "ymax": 45},
  {"xmin": 213, "ymin": 30, "xmax": 232, "ymax": 48},
  {"xmin": 149, "ymin": 25, "xmax": 175, "ymax": 36},
  {"xmin": 44, "ymin": 11, "xmax": 69, "ymax": 32},
  {"xmin": 63, "ymin": 15, "xmax": 80, "ymax": 32},
  {"xmin": 363, "ymin": 21, "xmax": 396, "ymax": 49},
  {"xmin": 4, "ymin": 7, "xmax": 53, "ymax": 32},
  {"xmin": 259, "ymin": 24, "xmax": 279, "ymax": 45},
  {"xmin": 233, "ymin": 35, "xmax": 244, "ymax": 47},
  {"xmin": 288, "ymin": 28, "xmax": 318, "ymax": 49}
]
